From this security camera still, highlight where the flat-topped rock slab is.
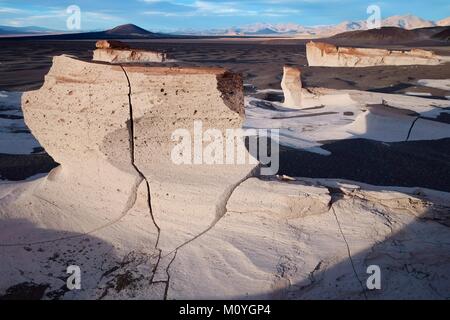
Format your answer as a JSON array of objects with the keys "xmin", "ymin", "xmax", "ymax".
[{"xmin": 307, "ymin": 41, "xmax": 450, "ymax": 67}]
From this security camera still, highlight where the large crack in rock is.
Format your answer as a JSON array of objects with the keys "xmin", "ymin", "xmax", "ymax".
[
  {"xmin": 118, "ymin": 64, "xmax": 166, "ymax": 296},
  {"xmin": 325, "ymin": 186, "xmax": 369, "ymax": 298},
  {"xmin": 329, "ymin": 204, "xmax": 369, "ymax": 299},
  {"xmin": 159, "ymin": 168, "xmax": 259, "ymax": 299},
  {"xmin": 115, "ymin": 63, "xmax": 255, "ymax": 299},
  {"xmin": 117, "ymin": 64, "xmax": 258, "ymax": 298},
  {"xmin": 120, "ymin": 65, "xmax": 258, "ymax": 256}
]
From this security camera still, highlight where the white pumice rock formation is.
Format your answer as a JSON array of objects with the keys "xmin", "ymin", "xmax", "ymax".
[
  {"xmin": 93, "ymin": 40, "xmax": 168, "ymax": 63},
  {"xmin": 0, "ymin": 55, "xmax": 259, "ymax": 298},
  {"xmin": 306, "ymin": 41, "xmax": 450, "ymax": 67},
  {"xmin": 18, "ymin": 55, "xmax": 143, "ymax": 242},
  {"xmin": 19, "ymin": 55, "xmax": 256, "ymax": 253},
  {"xmin": 281, "ymin": 65, "xmax": 302, "ymax": 108}
]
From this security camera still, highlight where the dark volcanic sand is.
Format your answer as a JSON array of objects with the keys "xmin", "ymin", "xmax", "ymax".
[
  {"xmin": 0, "ymin": 153, "xmax": 58, "ymax": 181},
  {"xmin": 0, "ymin": 38, "xmax": 449, "ymax": 190},
  {"xmin": 277, "ymin": 138, "xmax": 450, "ymax": 192},
  {"xmin": 1, "ymin": 39, "xmax": 450, "ymax": 93}
]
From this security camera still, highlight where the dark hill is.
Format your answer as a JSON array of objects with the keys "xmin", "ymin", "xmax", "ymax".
[
  {"xmin": 329, "ymin": 26, "xmax": 449, "ymax": 45},
  {"xmin": 432, "ymin": 27, "xmax": 450, "ymax": 41},
  {"xmin": 104, "ymin": 24, "xmax": 155, "ymax": 36},
  {"xmin": 331, "ymin": 27, "xmax": 418, "ymax": 43}
]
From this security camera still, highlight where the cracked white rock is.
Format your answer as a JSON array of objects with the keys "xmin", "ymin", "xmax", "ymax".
[
  {"xmin": 120, "ymin": 65, "xmax": 258, "ymax": 252},
  {"xmin": 15, "ymin": 56, "xmax": 255, "ymax": 253},
  {"xmin": 168, "ymin": 178, "xmax": 450, "ymax": 299},
  {"xmin": 0, "ymin": 55, "xmax": 257, "ymax": 299}
]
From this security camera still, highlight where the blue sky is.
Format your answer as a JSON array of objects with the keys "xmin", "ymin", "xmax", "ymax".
[{"xmin": 0, "ymin": 0, "xmax": 449, "ymax": 31}]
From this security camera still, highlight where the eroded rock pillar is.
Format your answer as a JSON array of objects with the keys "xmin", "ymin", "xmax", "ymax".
[{"xmin": 281, "ymin": 65, "xmax": 302, "ymax": 108}]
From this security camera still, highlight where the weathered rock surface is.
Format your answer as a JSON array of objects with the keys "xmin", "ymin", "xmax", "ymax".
[
  {"xmin": 19, "ymin": 55, "xmax": 254, "ymax": 251},
  {"xmin": 306, "ymin": 41, "xmax": 450, "ymax": 67},
  {"xmin": 93, "ymin": 40, "xmax": 168, "ymax": 63},
  {"xmin": 18, "ymin": 55, "xmax": 142, "ymax": 240},
  {"xmin": 281, "ymin": 65, "xmax": 302, "ymax": 108},
  {"xmin": 0, "ymin": 55, "xmax": 258, "ymax": 298},
  {"xmin": 167, "ymin": 178, "xmax": 450, "ymax": 299}
]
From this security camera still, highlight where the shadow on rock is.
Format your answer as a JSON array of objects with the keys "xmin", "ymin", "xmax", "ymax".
[{"xmin": 0, "ymin": 218, "xmax": 121, "ymax": 300}]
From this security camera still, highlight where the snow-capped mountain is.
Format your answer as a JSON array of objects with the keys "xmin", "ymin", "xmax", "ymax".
[
  {"xmin": 178, "ymin": 23, "xmax": 312, "ymax": 36},
  {"xmin": 173, "ymin": 14, "xmax": 450, "ymax": 37},
  {"xmin": 382, "ymin": 15, "xmax": 435, "ymax": 29},
  {"xmin": 437, "ymin": 17, "xmax": 450, "ymax": 26}
]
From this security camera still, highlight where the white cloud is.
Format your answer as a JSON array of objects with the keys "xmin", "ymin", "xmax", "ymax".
[
  {"xmin": 142, "ymin": 0, "xmax": 287, "ymax": 17},
  {"xmin": 84, "ymin": 11, "xmax": 123, "ymax": 21},
  {"xmin": 261, "ymin": 8, "xmax": 302, "ymax": 16},
  {"xmin": 0, "ymin": 7, "xmax": 25, "ymax": 14},
  {"xmin": 1, "ymin": 9, "xmax": 67, "ymax": 26},
  {"xmin": 0, "ymin": 7, "xmax": 123, "ymax": 29},
  {"xmin": 143, "ymin": 10, "xmax": 186, "ymax": 17}
]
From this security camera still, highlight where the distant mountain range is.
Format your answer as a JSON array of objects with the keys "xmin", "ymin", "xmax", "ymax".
[
  {"xmin": 0, "ymin": 25, "xmax": 61, "ymax": 36},
  {"xmin": 1, "ymin": 14, "xmax": 449, "ymax": 39},
  {"xmin": 174, "ymin": 14, "xmax": 450, "ymax": 37}
]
